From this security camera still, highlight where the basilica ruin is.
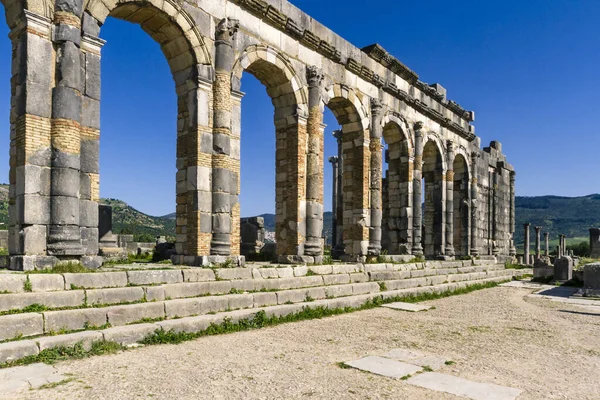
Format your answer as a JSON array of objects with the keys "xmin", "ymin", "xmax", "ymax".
[{"xmin": 1, "ymin": 0, "xmax": 516, "ymax": 270}]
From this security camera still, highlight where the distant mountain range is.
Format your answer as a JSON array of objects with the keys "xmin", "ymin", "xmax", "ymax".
[{"xmin": 0, "ymin": 183, "xmax": 597, "ymax": 246}]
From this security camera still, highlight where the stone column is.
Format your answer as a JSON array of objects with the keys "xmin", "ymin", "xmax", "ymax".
[
  {"xmin": 445, "ymin": 141, "xmax": 455, "ymax": 257},
  {"xmin": 47, "ymin": 3, "xmax": 87, "ymax": 259},
  {"xmin": 79, "ymin": 17, "xmax": 104, "ymax": 264},
  {"xmin": 509, "ymin": 171, "xmax": 517, "ymax": 256},
  {"xmin": 544, "ymin": 232, "xmax": 550, "ymax": 256},
  {"xmin": 304, "ymin": 66, "xmax": 325, "ymax": 260},
  {"xmin": 411, "ymin": 122, "xmax": 424, "ymax": 256},
  {"xmin": 210, "ymin": 18, "xmax": 239, "ymax": 257},
  {"xmin": 328, "ymin": 156, "xmax": 339, "ymax": 250},
  {"xmin": 491, "ymin": 168, "xmax": 500, "ymax": 256},
  {"xmin": 470, "ymin": 152, "xmax": 480, "ymax": 257},
  {"xmin": 332, "ymin": 130, "xmax": 344, "ymax": 256},
  {"xmin": 8, "ymin": 11, "xmax": 54, "ymax": 270},
  {"xmin": 368, "ymin": 99, "xmax": 384, "ymax": 256},
  {"xmin": 534, "ymin": 226, "xmax": 542, "ymax": 260},
  {"xmin": 560, "ymin": 234, "xmax": 566, "ymax": 257},
  {"xmin": 523, "ymin": 223, "xmax": 531, "ymax": 265}
]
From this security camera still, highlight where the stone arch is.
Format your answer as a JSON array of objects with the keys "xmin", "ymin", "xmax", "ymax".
[
  {"xmin": 86, "ymin": 0, "xmax": 211, "ymax": 69},
  {"xmin": 381, "ymin": 114, "xmax": 413, "ymax": 254},
  {"xmin": 323, "ymin": 83, "xmax": 370, "ymax": 258},
  {"xmin": 422, "ymin": 137, "xmax": 445, "ymax": 257},
  {"xmin": 230, "ymin": 44, "xmax": 310, "ymax": 258},
  {"xmin": 231, "ymin": 44, "xmax": 308, "ymax": 119},
  {"xmin": 452, "ymin": 153, "xmax": 470, "ymax": 256}
]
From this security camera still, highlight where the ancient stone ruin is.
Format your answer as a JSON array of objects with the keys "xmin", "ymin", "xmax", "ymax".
[{"xmin": 2, "ymin": 0, "xmax": 516, "ymax": 270}]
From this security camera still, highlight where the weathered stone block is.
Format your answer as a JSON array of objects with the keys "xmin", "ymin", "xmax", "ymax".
[
  {"xmin": 15, "ymin": 165, "xmax": 51, "ymax": 196},
  {"xmin": 253, "ymin": 292, "xmax": 277, "ymax": 307},
  {"xmin": 80, "ymin": 138, "xmax": 99, "ymax": 173},
  {"xmin": 43, "ymin": 308, "xmax": 107, "ymax": 333},
  {"xmin": 324, "ymin": 284, "xmax": 353, "ymax": 298},
  {"xmin": 16, "ymin": 194, "xmax": 51, "ymax": 225},
  {"xmin": 28, "ymin": 274, "xmax": 64, "ymax": 292},
  {"xmin": 352, "ymin": 282, "xmax": 381, "ymax": 295},
  {"xmin": 230, "ymin": 279, "xmax": 257, "ymax": 292},
  {"xmin": 0, "ymin": 275, "xmax": 27, "ymax": 293},
  {"xmin": 102, "ymin": 323, "xmax": 161, "ymax": 346},
  {"xmin": 214, "ymin": 268, "xmax": 252, "ymax": 280},
  {"xmin": 79, "ymin": 200, "xmax": 99, "ymax": 227},
  {"xmin": 224, "ymin": 293, "xmax": 254, "ymax": 310},
  {"xmin": 0, "ymin": 340, "xmax": 39, "ymax": 364},
  {"xmin": 52, "ymin": 86, "xmax": 81, "ymax": 121},
  {"xmin": 36, "ymin": 331, "xmax": 102, "ymax": 352},
  {"xmin": 0, "ymin": 291, "xmax": 84, "ymax": 312},
  {"xmin": 165, "ymin": 298, "xmax": 201, "ymax": 318},
  {"xmin": 145, "ymin": 286, "xmax": 165, "ymax": 302},
  {"xmin": 309, "ymin": 265, "xmax": 333, "ymax": 275},
  {"xmin": 583, "ymin": 263, "xmax": 600, "ymax": 295},
  {"xmin": 106, "ymin": 302, "xmax": 165, "ymax": 326},
  {"xmin": 86, "ymin": 287, "xmax": 145, "ymax": 306},
  {"xmin": 196, "ymin": 296, "xmax": 229, "ymax": 314},
  {"xmin": 127, "ymin": 270, "xmax": 183, "ymax": 285},
  {"xmin": 56, "ymin": 40, "xmax": 82, "ymax": 90},
  {"xmin": 0, "ymin": 313, "xmax": 43, "ymax": 341},
  {"xmin": 554, "ymin": 257, "xmax": 573, "ymax": 281},
  {"xmin": 163, "ymin": 282, "xmax": 209, "ymax": 299},
  {"xmin": 82, "ymin": 97, "xmax": 100, "ymax": 129},
  {"xmin": 259, "ymin": 268, "xmax": 279, "ymax": 279},
  {"xmin": 349, "ymin": 273, "xmax": 369, "ymax": 283},
  {"xmin": 157, "ymin": 315, "xmax": 221, "ymax": 334},
  {"xmin": 323, "ymin": 274, "xmax": 350, "ymax": 285},
  {"xmin": 63, "ymin": 272, "xmax": 127, "ymax": 289}
]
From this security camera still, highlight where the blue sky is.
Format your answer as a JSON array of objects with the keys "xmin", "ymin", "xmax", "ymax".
[{"xmin": 0, "ymin": 0, "xmax": 599, "ymax": 217}]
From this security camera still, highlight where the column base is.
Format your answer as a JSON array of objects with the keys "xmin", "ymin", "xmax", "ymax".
[
  {"xmin": 444, "ymin": 246, "xmax": 455, "ymax": 257},
  {"xmin": 340, "ymin": 254, "xmax": 367, "ymax": 263},
  {"xmin": 171, "ymin": 255, "xmax": 245, "ymax": 267},
  {"xmin": 81, "ymin": 256, "xmax": 103, "ymax": 270},
  {"xmin": 9, "ymin": 255, "xmax": 58, "ymax": 271},
  {"xmin": 411, "ymin": 244, "xmax": 424, "ymax": 257},
  {"xmin": 436, "ymin": 255, "xmax": 455, "ymax": 261},
  {"xmin": 367, "ymin": 244, "xmax": 382, "ymax": 256}
]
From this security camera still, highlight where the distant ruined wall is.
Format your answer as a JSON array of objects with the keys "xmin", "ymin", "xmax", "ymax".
[{"xmin": 1, "ymin": 0, "xmax": 516, "ymax": 269}]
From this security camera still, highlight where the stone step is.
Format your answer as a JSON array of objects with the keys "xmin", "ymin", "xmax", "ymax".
[
  {"xmin": 0, "ymin": 262, "xmax": 506, "ymax": 294},
  {"xmin": 0, "ymin": 274, "xmax": 516, "ymax": 365},
  {"xmin": 0, "ymin": 266, "xmax": 518, "ymax": 316},
  {"xmin": 0, "ymin": 269, "xmax": 530, "ymax": 344}
]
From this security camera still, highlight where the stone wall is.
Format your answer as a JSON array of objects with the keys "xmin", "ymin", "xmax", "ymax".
[
  {"xmin": 2, "ymin": 0, "xmax": 516, "ymax": 268},
  {"xmin": 590, "ymin": 228, "xmax": 600, "ymax": 258}
]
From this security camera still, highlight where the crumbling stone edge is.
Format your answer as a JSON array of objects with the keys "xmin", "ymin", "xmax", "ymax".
[{"xmin": 0, "ymin": 279, "xmax": 511, "ymax": 369}]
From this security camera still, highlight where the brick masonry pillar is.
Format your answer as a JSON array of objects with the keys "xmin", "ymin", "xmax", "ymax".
[
  {"xmin": 523, "ymin": 223, "xmax": 531, "ymax": 265},
  {"xmin": 47, "ymin": 4, "xmax": 86, "ymax": 258},
  {"xmin": 304, "ymin": 66, "xmax": 325, "ymax": 259},
  {"xmin": 79, "ymin": 17, "xmax": 104, "ymax": 260},
  {"xmin": 210, "ymin": 18, "xmax": 239, "ymax": 256},
  {"xmin": 411, "ymin": 122, "xmax": 424, "ymax": 256},
  {"xmin": 445, "ymin": 141, "xmax": 455, "ymax": 257},
  {"xmin": 368, "ymin": 99, "xmax": 383, "ymax": 256},
  {"xmin": 470, "ymin": 152, "xmax": 480, "ymax": 257},
  {"xmin": 8, "ymin": 11, "xmax": 54, "ymax": 270}
]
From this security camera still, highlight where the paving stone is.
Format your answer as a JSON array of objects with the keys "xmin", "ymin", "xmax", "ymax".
[
  {"xmin": 106, "ymin": 302, "xmax": 165, "ymax": 326},
  {"xmin": 0, "ymin": 291, "xmax": 85, "ymax": 312},
  {"xmin": 345, "ymin": 356, "xmax": 422, "ymax": 379},
  {"xmin": 0, "ymin": 341, "xmax": 39, "ymax": 364},
  {"xmin": 0, "ymin": 313, "xmax": 44, "ymax": 341},
  {"xmin": 182, "ymin": 269, "xmax": 216, "ymax": 282},
  {"xmin": 27, "ymin": 274, "xmax": 64, "ymax": 292},
  {"xmin": 127, "ymin": 270, "xmax": 183, "ymax": 285},
  {"xmin": 253, "ymin": 292, "xmax": 277, "ymax": 307},
  {"xmin": 145, "ymin": 286, "xmax": 166, "ymax": 301},
  {"xmin": 86, "ymin": 287, "xmax": 145, "ymax": 306},
  {"xmin": 410, "ymin": 355, "xmax": 448, "ymax": 371},
  {"xmin": 382, "ymin": 348, "xmax": 425, "ymax": 361},
  {"xmin": 35, "ymin": 331, "xmax": 103, "ymax": 351},
  {"xmin": 406, "ymin": 372, "xmax": 522, "ymax": 400},
  {"xmin": 102, "ymin": 323, "xmax": 161, "ymax": 346},
  {"xmin": 0, "ymin": 275, "xmax": 27, "ymax": 293},
  {"xmin": 63, "ymin": 272, "xmax": 127, "ymax": 289},
  {"xmin": 43, "ymin": 308, "xmax": 108, "ymax": 333},
  {"xmin": 214, "ymin": 268, "xmax": 252, "ymax": 280}
]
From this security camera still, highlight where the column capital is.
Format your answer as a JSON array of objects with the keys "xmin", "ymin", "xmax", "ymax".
[
  {"xmin": 370, "ymin": 98, "xmax": 384, "ymax": 116},
  {"xmin": 216, "ymin": 18, "xmax": 239, "ymax": 43},
  {"xmin": 306, "ymin": 65, "xmax": 324, "ymax": 88},
  {"xmin": 328, "ymin": 156, "xmax": 339, "ymax": 165},
  {"xmin": 524, "ymin": 223, "xmax": 531, "ymax": 228},
  {"xmin": 446, "ymin": 140, "xmax": 454, "ymax": 152},
  {"xmin": 544, "ymin": 232, "xmax": 550, "ymax": 237},
  {"xmin": 414, "ymin": 121, "xmax": 425, "ymax": 135},
  {"xmin": 534, "ymin": 226, "xmax": 542, "ymax": 232},
  {"xmin": 333, "ymin": 129, "xmax": 342, "ymax": 142}
]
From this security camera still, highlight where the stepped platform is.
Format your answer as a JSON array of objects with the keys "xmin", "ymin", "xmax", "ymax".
[{"xmin": 0, "ymin": 260, "xmax": 532, "ymax": 366}]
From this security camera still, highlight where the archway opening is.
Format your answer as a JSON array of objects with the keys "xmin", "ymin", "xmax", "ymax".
[
  {"xmin": 236, "ymin": 51, "xmax": 304, "ymax": 261},
  {"xmin": 422, "ymin": 140, "xmax": 444, "ymax": 258},
  {"xmin": 453, "ymin": 154, "xmax": 470, "ymax": 256},
  {"xmin": 382, "ymin": 121, "xmax": 411, "ymax": 254},
  {"xmin": 323, "ymin": 107, "xmax": 339, "ymax": 256},
  {"xmin": 325, "ymin": 94, "xmax": 368, "ymax": 258}
]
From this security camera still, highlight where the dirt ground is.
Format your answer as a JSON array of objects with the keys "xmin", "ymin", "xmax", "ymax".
[{"xmin": 6, "ymin": 286, "xmax": 600, "ymax": 400}]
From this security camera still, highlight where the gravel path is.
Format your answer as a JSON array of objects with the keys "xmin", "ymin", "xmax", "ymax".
[{"xmin": 6, "ymin": 286, "xmax": 599, "ymax": 399}]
